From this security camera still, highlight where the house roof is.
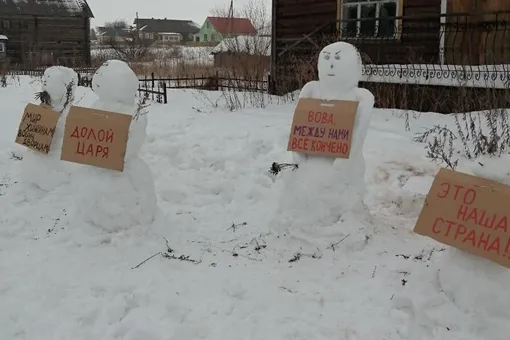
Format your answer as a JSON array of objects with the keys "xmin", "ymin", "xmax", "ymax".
[
  {"xmin": 211, "ymin": 35, "xmax": 271, "ymax": 56},
  {"xmin": 96, "ymin": 26, "xmax": 132, "ymax": 38},
  {"xmin": 133, "ymin": 18, "xmax": 200, "ymax": 34},
  {"xmin": 207, "ymin": 17, "xmax": 257, "ymax": 35},
  {"xmin": 0, "ymin": 0, "xmax": 93, "ymax": 18}
]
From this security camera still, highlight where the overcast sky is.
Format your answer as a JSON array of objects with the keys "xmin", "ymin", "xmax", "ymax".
[{"xmin": 86, "ymin": 0, "xmax": 271, "ymax": 27}]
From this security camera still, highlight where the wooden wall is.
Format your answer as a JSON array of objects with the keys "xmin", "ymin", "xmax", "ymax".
[
  {"xmin": 2, "ymin": 15, "xmax": 91, "ymax": 67},
  {"xmin": 214, "ymin": 53, "xmax": 270, "ymax": 78},
  {"xmin": 446, "ymin": 0, "xmax": 510, "ymax": 64},
  {"xmin": 270, "ymin": 0, "xmax": 443, "ymax": 95}
]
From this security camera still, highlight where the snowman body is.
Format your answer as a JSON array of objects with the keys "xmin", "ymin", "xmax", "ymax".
[
  {"xmin": 272, "ymin": 42, "xmax": 374, "ymax": 239},
  {"xmin": 71, "ymin": 60, "xmax": 158, "ymax": 232},
  {"xmin": 20, "ymin": 66, "xmax": 78, "ymax": 192}
]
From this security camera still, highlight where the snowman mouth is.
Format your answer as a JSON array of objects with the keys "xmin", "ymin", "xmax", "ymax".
[{"xmin": 327, "ymin": 73, "xmax": 335, "ymax": 76}]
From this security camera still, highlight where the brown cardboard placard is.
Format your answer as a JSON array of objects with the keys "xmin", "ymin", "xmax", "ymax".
[
  {"xmin": 414, "ymin": 168, "xmax": 510, "ymax": 268},
  {"xmin": 287, "ymin": 98, "xmax": 359, "ymax": 158},
  {"xmin": 15, "ymin": 103, "xmax": 60, "ymax": 154},
  {"xmin": 60, "ymin": 106, "xmax": 132, "ymax": 172}
]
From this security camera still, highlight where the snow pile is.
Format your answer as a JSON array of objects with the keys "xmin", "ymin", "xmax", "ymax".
[
  {"xmin": 18, "ymin": 66, "xmax": 78, "ymax": 192},
  {"xmin": 271, "ymin": 42, "xmax": 375, "ymax": 250},
  {"xmin": 1, "ymin": 72, "xmax": 510, "ymax": 339},
  {"xmin": 71, "ymin": 60, "xmax": 159, "ymax": 232}
]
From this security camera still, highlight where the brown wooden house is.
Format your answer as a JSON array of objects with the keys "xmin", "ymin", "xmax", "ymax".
[
  {"xmin": 270, "ymin": 0, "xmax": 510, "ymax": 105},
  {"xmin": 0, "ymin": 0, "xmax": 94, "ymax": 67}
]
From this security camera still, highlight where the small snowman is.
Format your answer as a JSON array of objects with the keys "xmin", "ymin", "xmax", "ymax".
[
  {"xmin": 436, "ymin": 155, "xmax": 510, "ymax": 326},
  {"xmin": 71, "ymin": 60, "xmax": 159, "ymax": 232},
  {"xmin": 19, "ymin": 66, "xmax": 78, "ymax": 192},
  {"xmin": 271, "ymin": 42, "xmax": 374, "ymax": 248}
]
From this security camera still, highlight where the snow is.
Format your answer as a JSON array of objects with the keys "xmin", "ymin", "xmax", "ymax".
[
  {"xmin": 211, "ymin": 35, "xmax": 271, "ymax": 56},
  {"xmin": 18, "ymin": 66, "xmax": 78, "ymax": 193},
  {"xmin": 270, "ymin": 42, "xmax": 375, "ymax": 247},
  {"xmin": 1, "ymin": 73, "xmax": 509, "ymax": 339},
  {"xmin": 0, "ymin": 35, "xmax": 7, "ymax": 40},
  {"xmin": 69, "ymin": 60, "xmax": 159, "ymax": 232}
]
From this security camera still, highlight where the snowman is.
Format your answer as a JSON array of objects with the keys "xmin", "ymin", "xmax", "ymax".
[
  {"xmin": 71, "ymin": 60, "xmax": 159, "ymax": 232},
  {"xmin": 271, "ymin": 42, "xmax": 375, "ymax": 248},
  {"xmin": 435, "ymin": 155, "xmax": 510, "ymax": 327},
  {"xmin": 19, "ymin": 66, "xmax": 78, "ymax": 192}
]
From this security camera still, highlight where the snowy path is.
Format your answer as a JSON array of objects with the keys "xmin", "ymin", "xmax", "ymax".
[{"xmin": 0, "ymin": 79, "xmax": 499, "ymax": 339}]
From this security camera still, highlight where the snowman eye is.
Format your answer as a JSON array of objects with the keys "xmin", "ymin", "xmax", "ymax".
[
  {"xmin": 324, "ymin": 54, "xmax": 330, "ymax": 60},
  {"xmin": 334, "ymin": 55, "xmax": 340, "ymax": 60}
]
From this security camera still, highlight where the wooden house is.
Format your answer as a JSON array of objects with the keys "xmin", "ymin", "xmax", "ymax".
[
  {"xmin": 0, "ymin": 0, "xmax": 94, "ymax": 67},
  {"xmin": 198, "ymin": 17, "xmax": 257, "ymax": 43},
  {"xmin": 270, "ymin": 0, "xmax": 510, "ymax": 102},
  {"xmin": 133, "ymin": 18, "xmax": 200, "ymax": 43}
]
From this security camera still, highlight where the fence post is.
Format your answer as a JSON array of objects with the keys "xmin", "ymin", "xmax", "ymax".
[
  {"xmin": 151, "ymin": 72, "xmax": 155, "ymax": 88},
  {"xmin": 163, "ymin": 81, "xmax": 168, "ymax": 104},
  {"xmin": 215, "ymin": 70, "xmax": 219, "ymax": 91}
]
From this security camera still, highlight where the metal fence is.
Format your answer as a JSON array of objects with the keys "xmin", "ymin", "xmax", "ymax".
[{"xmin": 275, "ymin": 11, "xmax": 510, "ymax": 91}]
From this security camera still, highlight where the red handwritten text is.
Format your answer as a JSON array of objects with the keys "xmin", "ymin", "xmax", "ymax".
[
  {"xmin": 437, "ymin": 182, "xmax": 477, "ymax": 204},
  {"xmin": 293, "ymin": 125, "xmax": 326, "ymax": 138},
  {"xmin": 308, "ymin": 110, "xmax": 335, "ymax": 125},
  {"xmin": 432, "ymin": 217, "xmax": 510, "ymax": 256},
  {"xmin": 290, "ymin": 137, "xmax": 348, "ymax": 155},
  {"xmin": 70, "ymin": 126, "xmax": 113, "ymax": 159}
]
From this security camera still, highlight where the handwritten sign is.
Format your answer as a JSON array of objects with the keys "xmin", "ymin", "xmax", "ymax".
[
  {"xmin": 60, "ymin": 106, "xmax": 132, "ymax": 172},
  {"xmin": 414, "ymin": 168, "xmax": 510, "ymax": 268},
  {"xmin": 15, "ymin": 103, "xmax": 60, "ymax": 154},
  {"xmin": 287, "ymin": 98, "xmax": 358, "ymax": 158}
]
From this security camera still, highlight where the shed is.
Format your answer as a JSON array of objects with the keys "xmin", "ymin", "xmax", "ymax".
[
  {"xmin": 211, "ymin": 35, "xmax": 271, "ymax": 77},
  {"xmin": 0, "ymin": 0, "xmax": 94, "ymax": 66}
]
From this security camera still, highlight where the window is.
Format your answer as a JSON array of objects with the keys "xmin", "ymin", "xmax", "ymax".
[
  {"xmin": 2, "ymin": 19, "xmax": 10, "ymax": 30},
  {"xmin": 341, "ymin": 0, "xmax": 401, "ymax": 38},
  {"xmin": 204, "ymin": 33, "xmax": 208, "ymax": 41},
  {"xmin": 0, "ymin": 42, "xmax": 4, "ymax": 53}
]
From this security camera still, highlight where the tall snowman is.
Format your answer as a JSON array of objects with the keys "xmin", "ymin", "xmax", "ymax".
[
  {"xmin": 271, "ymin": 42, "xmax": 375, "ymax": 248},
  {"xmin": 19, "ymin": 66, "xmax": 78, "ymax": 192},
  {"xmin": 71, "ymin": 60, "xmax": 159, "ymax": 232}
]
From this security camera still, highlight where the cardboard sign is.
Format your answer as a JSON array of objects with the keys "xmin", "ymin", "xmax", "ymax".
[
  {"xmin": 60, "ymin": 106, "xmax": 132, "ymax": 172},
  {"xmin": 15, "ymin": 103, "xmax": 60, "ymax": 154},
  {"xmin": 414, "ymin": 168, "xmax": 510, "ymax": 268},
  {"xmin": 287, "ymin": 98, "xmax": 359, "ymax": 158}
]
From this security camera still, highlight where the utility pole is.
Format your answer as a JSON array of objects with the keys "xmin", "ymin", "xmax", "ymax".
[
  {"xmin": 228, "ymin": 0, "xmax": 233, "ymax": 35},
  {"xmin": 135, "ymin": 11, "xmax": 139, "ymax": 44}
]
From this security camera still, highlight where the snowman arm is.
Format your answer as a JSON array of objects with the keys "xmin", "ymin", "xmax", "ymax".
[
  {"xmin": 292, "ymin": 81, "xmax": 318, "ymax": 164},
  {"xmin": 298, "ymin": 81, "xmax": 318, "ymax": 99},
  {"xmin": 350, "ymin": 88, "xmax": 375, "ymax": 155}
]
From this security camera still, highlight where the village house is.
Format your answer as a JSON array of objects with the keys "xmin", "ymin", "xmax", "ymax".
[
  {"xmin": 198, "ymin": 17, "xmax": 257, "ymax": 43},
  {"xmin": 95, "ymin": 26, "xmax": 132, "ymax": 45},
  {"xmin": 132, "ymin": 18, "xmax": 199, "ymax": 43},
  {"xmin": 0, "ymin": 0, "xmax": 94, "ymax": 66}
]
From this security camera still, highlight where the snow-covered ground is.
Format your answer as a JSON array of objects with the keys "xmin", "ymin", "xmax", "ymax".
[{"xmin": 0, "ymin": 76, "xmax": 508, "ymax": 339}]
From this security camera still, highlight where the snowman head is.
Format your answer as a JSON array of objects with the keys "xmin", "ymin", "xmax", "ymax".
[
  {"xmin": 41, "ymin": 66, "xmax": 78, "ymax": 112},
  {"xmin": 317, "ymin": 42, "xmax": 362, "ymax": 91},
  {"xmin": 92, "ymin": 60, "xmax": 138, "ymax": 107}
]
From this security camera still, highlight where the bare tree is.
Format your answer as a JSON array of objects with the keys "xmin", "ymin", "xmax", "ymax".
[
  {"xmin": 104, "ymin": 19, "xmax": 129, "ymax": 29},
  {"xmin": 209, "ymin": 0, "xmax": 271, "ymax": 79},
  {"xmin": 99, "ymin": 19, "xmax": 153, "ymax": 62}
]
